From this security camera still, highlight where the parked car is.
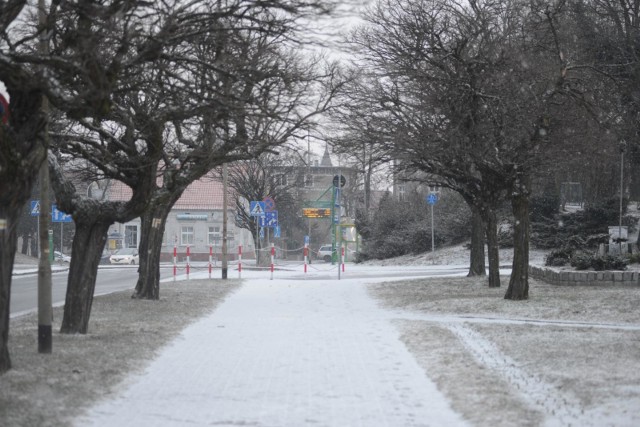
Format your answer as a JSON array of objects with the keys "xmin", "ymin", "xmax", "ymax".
[
  {"xmin": 100, "ymin": 249, "xmax": 112, "ymax": 265},
  {"xmin": 317, "ymin": 245, "xmax": 335, "ymax": 262},
  {"xmin": 109, "ymin": 247, "xmax": 139, "ymax": 265},
  {"xmin": 53, "ymin": 251, "xmax": 71, "ymax": 263}
]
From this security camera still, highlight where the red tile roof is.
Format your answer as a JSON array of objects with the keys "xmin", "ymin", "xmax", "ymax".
[{"xmin": 106, "ymin": 172, "xmax": 235, "ymax": 210}]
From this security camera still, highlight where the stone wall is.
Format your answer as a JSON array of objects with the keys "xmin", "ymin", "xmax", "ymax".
[{"xmin": 529, "ymin": 266, "xmax": 640, "ymax": 286}]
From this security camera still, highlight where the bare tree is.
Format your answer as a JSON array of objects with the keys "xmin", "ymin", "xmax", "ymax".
[
  {"xmin": 346, "ymin": 0, "xmax": 591, "ymax": 299},
  {"xmin": 226, "ymin": 152, "xmax": 305, "ymax": 265},
  {"xmin": 327, "ymin": 70, "xmax": 394, "ymax": 218},
  {"xmin": 0, "ymin": 0, "xmax": 361, "ymax": 371}
]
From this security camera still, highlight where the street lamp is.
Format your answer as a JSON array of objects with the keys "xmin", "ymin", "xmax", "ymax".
[{"xmin": 619, "ymin": 139, "xmax": 627, "ymax": 248}]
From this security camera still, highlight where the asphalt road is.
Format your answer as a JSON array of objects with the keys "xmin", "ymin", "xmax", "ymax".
[{"xmin": 10, "ymin": 266, "xmax": 173, "ymax": 317}]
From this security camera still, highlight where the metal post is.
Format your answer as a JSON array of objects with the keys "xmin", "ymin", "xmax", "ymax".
[
  {"xmin": 304, "ymin": 243, "xmax": 308, "ymax": 274},
  {"xmin": 222, "ymin": 163, "xmax": 228, "ymax": 279},
  {"xmin": 37, "ymin": 0, "xmax": 52, "ymax": 354},
  {"xmin": 431, "ymin": 203, "xmax": 435, "ymax": 255},
  {"xmin": 186, "ymin": 245, "xmax": 190, "ymax": 280},
  {"xmin": 619, "ymin": 141, "xmax": 626, "ymax": 249},
  {"xmin": 208, "ymin": 245, "xmax": 213, "ymax": 279},
  {"xmin": 238, "ymin": 245, "xmax": 242, "ymax": 279},
  {"xmin": 173, "ymin": 245, "xmax": 177, "ymax": 282},
  {"xmin": 270, "ymin": 243, "xmax": 275, "ymax": 280}
]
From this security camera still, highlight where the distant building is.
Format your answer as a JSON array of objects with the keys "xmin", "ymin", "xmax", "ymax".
[
  {"xmin": 270, "ymin": 145, "xmax": 359, "ymax": 252},
  {"xmin": 105, "ymin": 173, "xmax": 254, "ymax": 261}
]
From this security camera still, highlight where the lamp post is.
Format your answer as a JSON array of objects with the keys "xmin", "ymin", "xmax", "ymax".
[
  {"xmin": 37, "ymin": 0, "xmax": 52, "ymax": 354},
  {"xmin": 619, "ymin": 139, "xmax": 627, "ymax": 248}
]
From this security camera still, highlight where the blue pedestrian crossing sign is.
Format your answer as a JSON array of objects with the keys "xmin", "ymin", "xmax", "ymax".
[
  {"xmin": 30, "ymin": 200, "xmax": 40, "ymax": 216},
  {"xmin": 259, "ymin": 227, "xmax": 265, "ymax": 239},
  {"xmin": 250, "ymin": 201, "xmax": 266, "ymax": 217},
  {"xmin": 274, "ymin": 226, "xmax": 281, "ymax": 238},
  {"xmin": 29, "ymin": 200, "xmax": 73, "ymax": 222}
]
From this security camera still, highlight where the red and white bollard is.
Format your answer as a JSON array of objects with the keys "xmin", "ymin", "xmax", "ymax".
[
  {"xmin": 341, "ymin": 245, "xmax": 345, "ymax": 273},
  {"xmin": 208, "ymin": 245, "xmax": 213, "ymax": 279},
  {"xmin": 173, "ymin": 246, "xmax": 177, "ymax": 282},
  {"xmin": 186, "ymin": 245, "xmax": 191, "ymax": 280},
  {"xmin": 238, "ymin": 245, "xmax": 242, "ymax": 279},
  {"xmin": 270, "ymin": 243, "xmax": 275, "ymax": 280},
  {"xmin": 303, "ymin": 244, "xmax": 308, "ymax": 274}
]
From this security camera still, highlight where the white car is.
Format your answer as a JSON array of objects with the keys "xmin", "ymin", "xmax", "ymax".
[
  {"xmin": 109, "ymin": 247, "xmax": 139, "ymax": 265},
  {"xmin": 54, "ymin": 251, "xmax": 71, "ymax": 263},
  {"xmin": 317, "ymin": 245, "xmax": 335, "ymax": 262}
]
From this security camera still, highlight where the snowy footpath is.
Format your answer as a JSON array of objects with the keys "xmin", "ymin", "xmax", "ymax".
[{"xmin": 76, "ymin": 267, "xmax": 470, "ymax": 427}]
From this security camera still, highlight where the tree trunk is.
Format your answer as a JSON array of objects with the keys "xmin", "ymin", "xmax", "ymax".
[
  {"xmin": 505, "ymin": 190, "xmax": 530, "ymax": 300},
  {"xmin": 485, "ymin": 209, "xmax": 501, "ymax": 288},
  {"xmin": 132, "ymin": 203, "xmax": 172, "ymax": 300},
  {"xmin": 468, "ymin": 207, "xmax": 486, "ymax": 277},
  {"xmin": 0, "ymin": 208, "xmax": 21, "ymax": 373},
  {"xmin": 59, "ymin": 218, "xmax": 111, "ymax": 334},
  {"xmin": 0, "ymin": 90, "xmax": 47, "ymax": 373},
  {"xmin": 20, "ymin": 232, "xmax": 29, "ymax": 255}
]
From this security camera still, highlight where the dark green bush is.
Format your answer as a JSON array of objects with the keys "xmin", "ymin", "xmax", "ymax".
[
  {"xmin": 627, "ymin": 253, "xmax": 640, "ymax": 265},
  {"xmin": 569, "ymin": 253, "xmax": 593, "ymax": 270},
  {"xmin": 590, "ymin": 255, "xmax": 627, "ymax": 271},
  {"xmin": 545, "ymin": 248, "xmax": 574, "ymax": 266}
]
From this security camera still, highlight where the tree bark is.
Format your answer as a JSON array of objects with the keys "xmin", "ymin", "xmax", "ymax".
[
  {"xmin": 468, "ymin": 207, "xmax": 486, "ymax": 277},
  {"xmin": 0, "ymin": 208, "xmax": 21, "ymax": 373},
  {"xmin": 0, "ymin": 90, "xmax": 46, "ymax": 373},
  {"xmin": 59, "ymin": 218, "xmax": 111, "ymax": 334},
  {"xmin": 485, "ymin": 209, "xmax": 501, "ymax": 288},
  {"xmin": 132, "ymin": 202, "xmax": 173, "ymax": 300},
  {"xmin": 50, "ymin": 154, "xmax": 159, "ymax": 334},
  {"xmin": 505, "ymin": 189, "xmax": 530, "ymax": 300}
]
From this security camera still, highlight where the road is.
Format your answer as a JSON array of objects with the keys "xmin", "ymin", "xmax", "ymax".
[{"xmin": 10, "ymin": 266, "xmax": 173, "ymax": 317}]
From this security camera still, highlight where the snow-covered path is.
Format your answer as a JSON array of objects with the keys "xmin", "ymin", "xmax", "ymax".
[{"xmin": 77, "ymin": 276, "xmax": 469, "ymax": 427}]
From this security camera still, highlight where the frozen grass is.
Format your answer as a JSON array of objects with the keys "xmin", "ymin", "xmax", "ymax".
[
  {"xmin": 369, "ymin": 276, "xmax": 640, "ymax": 426},
  {"xmin": 0, "ymin": 279, "xmax": 240, "ymax": 427}
]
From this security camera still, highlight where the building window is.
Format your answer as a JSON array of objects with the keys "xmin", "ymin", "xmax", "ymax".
[
  {"xmin": 208, "ymin": 226, "xmax": 221, "ymax": 246},
  {"xmin": 398, "ymin": 184, "xmax": 406, "ymax": 201},
  {"xmin": 305, "ymin": 174, "xmax": 313, "ymax": 187},
  {"xmin": 125, "ymin": 225, "xmax": 138, "ymax": 248},
  {"xmin": 275, "ymin": 174, "xmax": 288, "ymax": 186},
  {"xmin": 181, "ymin": 226, "xmax": 194, "ymax": 246}
]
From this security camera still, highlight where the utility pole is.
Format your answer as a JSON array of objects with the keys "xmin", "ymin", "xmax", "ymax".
[
  {"xmin": 37, "ymin": 0, "xmax": 52, "ymax": 354},
  {"xmin": 619, "ymin": 140, "xmax": 626, "ymax": 247},
  {"xmin": 221, "ymin": 162, "xmax": 228, "ymax": 279}
]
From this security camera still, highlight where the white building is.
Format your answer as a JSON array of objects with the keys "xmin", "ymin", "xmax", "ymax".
[{"xmin": 105, "ymin": 174, "xmax": 254, "ymax": 262}]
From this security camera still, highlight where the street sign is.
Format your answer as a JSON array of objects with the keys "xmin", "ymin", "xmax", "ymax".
[
  {"xmin": 258, "ymin": 213, "xmax": 278, "ymax": 228},
  {"xmin": 263, "ymin": 196, "xmax": 276, "ymax": 212},
  {"xmin": 52, "ymin": 204, "xmax": 72, "ymax": 223},
  {"xmin": 426, "ymin": 193, "xmax": 438, "ymax": 205},
  {"xmin": 265, "ymin": 211, "xmax": 278, "ymax": 227},
  {"xmin": 304, "ymin": 235, "xmax": 310, "ymax": 245},
  {"xmin": 259, "ymin": 228, "xmax": 264, "ymax": 239},
  {"xmin": 304, "ymin": 201, "xmax": 332, "ymax": 208},
  {"xmin": 250, "ymin": 201, "xmax": 266, "ymax": 217},
  {"xmin": 30, "ymin": 200, "xmax": 40, "ymax": 216},
  {"xmin": 333, "ymin": 174, "xmax": 346, "ymax": 187},
  {"xmin": 302, "ymin": 208, "xmax": 331, "ymax": 218},
  {"xmin": 274, "ymin": 226, "xmax": 281, "ymax": 238}
]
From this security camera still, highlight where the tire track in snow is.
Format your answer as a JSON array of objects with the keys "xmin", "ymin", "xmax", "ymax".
[{"xmin": 445, "ymin": 323, "xmax": 590, "ymax": 427}]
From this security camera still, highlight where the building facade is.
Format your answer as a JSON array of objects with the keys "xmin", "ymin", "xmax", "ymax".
[{"xmin": 106, "ymin": 174, "xmax": 254, "ymax": 262}]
